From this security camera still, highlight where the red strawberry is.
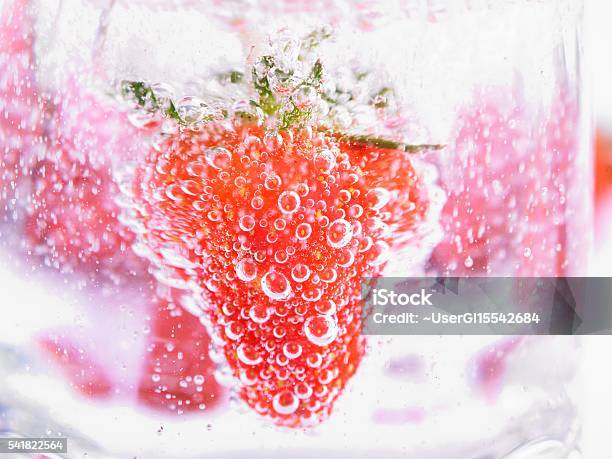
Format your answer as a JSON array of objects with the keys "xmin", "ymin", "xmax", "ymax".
[
  {"xmin": 515, "ymin": 87, "xmax": 580, "ymax": 276},
  {"xmin": 26, "ymin": 155, "xmax": 143, "ymax": 279},
  {"xmin": 25, "ymin": 78, "xmax": 152, "ymax": 281},
  {"xmin": 38, "ymin": 287, "xmax": 223, "ymax": 414},
  {"xmin": 39, "ymin": 334, "xmax": 115, "ymax": 399},
  {"xmin": 0, "ymin": 0, "xmax": 45, "ymax": 215},
  {"xmin": 430, "ymin": 89, "xmax": 525, "ymax": 275},
  {"xmin": 470, "ymin": 337, "xmax": 523, "ymax": 403},
  {"xmin": 138, "ymin": 289, "xmax": 222, "ymax": 414},
  {"xmin": 130, "ymin": 121, "xmax": 431, "ymax": 426},
  {"xmin": 595, "ymin": 130, "xmax": 612, "ymax": 255},
  {"xmin": 431, "ymin": 86, "xmax": 578, "ymax": 276},
  {"xmin": 596, "ymin": 130, "xmax": 612, "ymax": 199}
]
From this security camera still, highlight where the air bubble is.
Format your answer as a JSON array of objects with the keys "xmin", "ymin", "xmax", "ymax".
[
  {"xmin": 339, "ymin": 189, "xmax": 351, "ymax": 203},
  {"xmin": 304, "ymin": 315, "xmax": 338, "ymax": 347},
  {"xmin": 274, "ymin": 250, "xmax": 289, "ymax": 264},
  {"xmin": 366, "ymin": 187, "xmax": 391, "ymax": 210},
  {"xmin": 349, "ymin": 204, "xmax": 363, "ymax": 218},
  {"xmin": 261, "ymin": 271, "xmax": 292, "ymax": 301},
  {"xmin": 176, "ymin": 96, "xmax": 212, "ymax": 124},
  {"xmin": 320, "ymin": 267, "xmax": 337, "ymax": 283},
  {"xmin": 251, "ymin": 196, "xmax": 264, "ymax": 210},
  {"xmin": 273, "ymin": 325, "xmax": 287, "ymax": 339},
  {"xmin": 316, "ymin": 300, "xmax": 336, "ymax": 315},
  {"xmin": 165, "ymin": 184, "xmax": 183, "ymax": 201},
  {"xmin": 249, "ymin": 304, "xmax": 271, "ymax": 324},
  {"xmin": 295, "ymin": 222, "xmax": 312, "ymax": 241},
  {"xmin": 207, "ymin": 210, "xmax": 222, "ymax": 222},
  {"xmin": 239, "ymin": 214, "xmax": 256, "ymax": 232},
  {"xmin": 337, "ymin": 249, "xmax": 355, "ymax": 267},
  {"xmin": 359, "ymin": 236, "xmax": 373, "ymax": 252},
  {"xmin": 205, "ymin": 147, "xmax": 232, "ymax": 170},
  {"xmin": 237, "ymin": 343, "xmax": 262, "ymax": 365},
  {"xmin": 306, "ymin": 352, "xmax": 323, "ymax": 368},
  {"xmin": 291, "ymin": 263, "xmax": 311, "ymax": 282},
  {"xmin": 239, "ymin": 368, "xmax": 258, "ymax": 386},
  {"xmin": 302, "ymin": 287, "xmax": 323, "ymax": 302},
  {"xmin": 186, "ymin": 160, "xmax": 206, "ymax": 177},
  {"xmin": 180, "ymin": 180, "xmax": 199, "ymax": 196},
  {"xmin": 314, "ymin": 149, "xmax": 335, "ymax": 174},
  {"xmin": 264, "ymin": 174, "xmax": 282, "ymax": 190},
  {"xmin": 272, "ymin": 391, "xmax": 299, "ymax": 415},
  {"xmin": 235, "ymin": 258, "xmax": 257, "ymax": 282},
  {"xmin": 282, "ymin": 342, "xmax": 303, "ymax": 359},
  {"xmin": 464, "ymin": 256, "xmax": 474, "ymax": 268},
  {"xmin": 296, "ymin": 183, "xmax": 310, "ymax": 197},
  {"xmin": 274, "ymin": 218, "xmax": 287, "ymax": 231},
  {"xmin": 225, "ymin": 321, "xmax": 244, "ymax": 341},
  {"xmin": 278, "ymin": 191, "xmax": 300, "ymax": 214},
  {"xmin": 327, "ymin": 219, "xmax": 353, "ymax": 248},
  {"xmin": 294, "ymin": 382, "xmax": 313, "ymax": 400}
]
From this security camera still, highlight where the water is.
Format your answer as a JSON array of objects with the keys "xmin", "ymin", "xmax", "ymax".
[{"xmin": 0, "ymin": 0, "xmax": 588, "ymax": 457}]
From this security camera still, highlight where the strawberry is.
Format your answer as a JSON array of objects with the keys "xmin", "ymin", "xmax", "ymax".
[
  {"xmin": 0, "ymin": 0, "xmax": 45, "ymax": 216},
  {"xmin": 24, "ymin": 77, "xmax": 152, "ymax": 281},
  {"xmin": 120, "ymin": 28, "xmax": 441, "ymax": 425},
  {"xmin": 39, "ymin": 334, "xmax": 115, "ymax": 399},
  {"xmin": 138, "ymin": 289, "xmax": 222, "ymax": 414},
  {"xmin": 596, "ymin": 130, "xmax": 612, "ymax": 200},
  {"xmin": 431, "ymin": 86, "xmax": 578, "ymax": 276},
  {"xmin": 38, "ymin": 287, "xmax": 223, "ymax": 414},
  {"xmin": 515, "ymin": 87, "xmax": 580, "ymax": 276},
  {"xmin": 470, "ymin": 337, "xmax": 523, "ymax": 403},
  {"xmin": 25, "ymin": 155, "xmax": 145, "ymax": 280},
  {"xmin": 430, "ymin": 89, "xmax": 524, "ymax": 275},
  {"xmin": 130, "ymin": 121, "xmax": 431, "ymax": 426}
]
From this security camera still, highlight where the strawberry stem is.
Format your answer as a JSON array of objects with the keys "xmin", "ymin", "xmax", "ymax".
[
  {"xmin": 119, "ymin": 27, "xmax": 440, "ymax": 154},
  {"xmin": 121, "ymin": 80, "xmax": 182, "ymax": 123},
  {"xmin": 341, "ymin": 134, "xmax": 444, "ymax": 153}
]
